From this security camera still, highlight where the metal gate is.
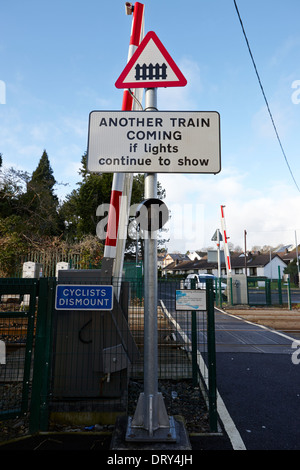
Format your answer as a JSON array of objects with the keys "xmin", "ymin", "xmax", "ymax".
[{"xmin": 0, "ymin": 278, "xmax": 38, "ymax": 420}]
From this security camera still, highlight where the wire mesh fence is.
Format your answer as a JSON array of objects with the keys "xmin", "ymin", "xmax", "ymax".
[
  {"xmin": 212, "ymin": 275, "xmax": 300, "ymax": 309},
  {"xmin": 0, "ymin": 279, "xmax": 37, "ymax": 420},
  {"xmin": 48, "ymin": 278, "xmax": 206, "ymax": 409},
  {"xmin": 0, "ymin": 304, "xmax": 28, "ymax": 418},
  {"xmin": 0, "ymin": 275, "xmax": 217, "ymax": 435}
]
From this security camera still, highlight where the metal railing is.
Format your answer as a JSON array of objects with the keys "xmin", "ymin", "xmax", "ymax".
[
  {"xmin": 246, "ymin": 276, "xmax": 295, "ymax": 308},
  {"xmin": 213, "ymin": 275, "xmax": 299, "ymax": 309}
]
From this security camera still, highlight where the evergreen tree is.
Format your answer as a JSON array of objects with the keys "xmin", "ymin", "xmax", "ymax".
[
  {"xmin": 284, "ymin": 258, "xmax": 300, "ymax": 285},
  {"xmin": 0, "ymin": 156, "xmax": 28, "ymax": 220},
  {"xmin": 0, "ymin": 157, "xmax": 29, "ymax": 275},
  {"xmin": 20, "ymin": 150, "xmax": 63, "ymax": 237},
  {"xmin": 60, "ymin": 153, "xmax": 114, "ymax": 239},
  {"xmin": 31, "ymin": 149, "xmax": 56, "ymax": 190}
]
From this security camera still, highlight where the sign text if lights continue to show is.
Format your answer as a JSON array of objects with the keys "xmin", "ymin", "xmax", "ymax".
[{"xmin": 87, "ymin": 111, "xmax": 221, "ymax": 174}]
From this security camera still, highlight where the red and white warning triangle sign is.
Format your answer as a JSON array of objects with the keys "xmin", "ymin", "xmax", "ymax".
[{"xmin": 115, "ymin": 31, "xmax": 187, "ymax": 89}]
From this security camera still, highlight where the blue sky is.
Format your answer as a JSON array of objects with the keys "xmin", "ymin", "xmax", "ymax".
[{"xmin": 1, "ymin": 0, "xmax": 300, "ymax": 253}]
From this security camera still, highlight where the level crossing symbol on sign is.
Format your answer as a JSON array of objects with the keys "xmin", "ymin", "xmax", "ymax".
[{"xmin": 115, "ymin": 31, "xmax": 187, "ymax": 89}]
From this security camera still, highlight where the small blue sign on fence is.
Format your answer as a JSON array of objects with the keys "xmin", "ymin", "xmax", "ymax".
[{"xmin": 55, "ymin": 285, "xmax": 113, "ymax": 311}]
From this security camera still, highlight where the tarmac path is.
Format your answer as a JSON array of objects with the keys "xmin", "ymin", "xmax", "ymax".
[{"xmin": 213, "ymin": 308, "xmax": 300, "ymax": 450}]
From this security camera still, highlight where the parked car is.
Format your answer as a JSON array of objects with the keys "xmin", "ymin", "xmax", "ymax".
[{"xmin": 184, "ymin": 274, "xmax": 227, "ymax": 299}]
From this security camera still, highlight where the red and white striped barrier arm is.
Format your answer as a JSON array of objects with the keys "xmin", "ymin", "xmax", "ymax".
[
  {"xmin": 104, "ymin": 2, "xmax": 144, "ymax": 259},
  {"xmin": 220, "ymin": 205, "xmax": 232, "ymax": 274}
]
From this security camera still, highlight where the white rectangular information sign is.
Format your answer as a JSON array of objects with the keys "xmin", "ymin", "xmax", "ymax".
[
  {"xmin": 175, "ymin": 289, "xmax": 207, "ymax": 311},
  {"xmin": 87, "ymin": 111, "xmax": 221, "ymax": 174}
]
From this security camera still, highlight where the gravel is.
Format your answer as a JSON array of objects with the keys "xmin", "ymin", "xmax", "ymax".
[
  {"xmin": 0, "ymin": 416, "xmax": 30, "ymax": 443},
  {"xmin": 127, "ymin": 379, "xmax": 210, "ymax": 434},
  {"xmin": 0, "ymin": 379, "xmax": 210, "ymax": 445}
]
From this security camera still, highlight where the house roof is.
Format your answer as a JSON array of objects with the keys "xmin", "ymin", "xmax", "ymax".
[
  {"xmin": 274, "ymin": 244, "xmax": 294, "ymax": 253},
  {"xmin": 245, "ymin": 253, "xmax": 282, "ymax": 267},
  {"xmin": 163, "ymin": 253, "xmax": 190, "ymax": 268},
  {"xmin": 163, "ymin": 252, "xmax": 287, "ymax": 272},
  {"xmin": 164, "ymin": 253, "xmax": 189, "ymax": 260},
  {"xmin": 277, "ymin": 248, "xmax": 300, "ymax": 262},
  {"xmin": 165, "ymin": 259, "xmax": 201, "ymax": 271}
]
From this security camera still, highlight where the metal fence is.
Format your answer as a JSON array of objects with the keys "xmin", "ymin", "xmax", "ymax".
[
  {"xmin": 0, "ymin": 279, "xmax": 38, "ymax": 420},
  {"xmin": 0, "ymin": 275, "xmax": 218, "ymax": 436},
  {"xmin": 213, "ymin": 276, "xmax": 299, "ymax": 309},
  {"xmin": 246, "ymin": 276, "xmax": 296, "ymax": 308}
]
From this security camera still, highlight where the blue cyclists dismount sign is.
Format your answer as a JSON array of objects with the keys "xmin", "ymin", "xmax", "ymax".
[{"xmin": 55, "ymin": 285, "xmax": 113, "ymax": 311}]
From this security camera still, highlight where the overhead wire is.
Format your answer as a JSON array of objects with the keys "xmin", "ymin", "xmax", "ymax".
[
  {"xmin": 128, "ymin": 88, "xmax": 143, "ymax": 110},
  {"xmin": 233, "ymin": 0, "xmax": 300, "ymax": 193}
]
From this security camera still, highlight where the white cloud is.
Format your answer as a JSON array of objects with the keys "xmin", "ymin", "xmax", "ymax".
[
  {"xmin": 158, "ymin": 57, "xmax": 203, "ymax": 110},
  {"xmin": 268, "ymin": 36, "xmax": 300, "ymax": 68},
  {"xmin": 252, "ymin": 102, "xmax": 294, "ymax": 142},
  {"xmin": 159, "ymin": 167, "xmax": 300, "ymax": 253},
  {"xmin": 225, "ymin": 185, "xmax": 300, "ymax": 248},
  {"xmin": 61, "ymin": 116, "xmax": 87, "ymax": 139}
]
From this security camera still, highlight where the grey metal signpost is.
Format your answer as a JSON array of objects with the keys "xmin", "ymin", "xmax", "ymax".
[{"xmin": 126, "ymin": 87, "xmax": 176, "ymax": 441}]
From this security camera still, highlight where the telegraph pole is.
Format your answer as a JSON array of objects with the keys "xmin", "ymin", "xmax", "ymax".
[{"xmin": 295, "ymin": 230, "xmax": 300, "ymax": 287}]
